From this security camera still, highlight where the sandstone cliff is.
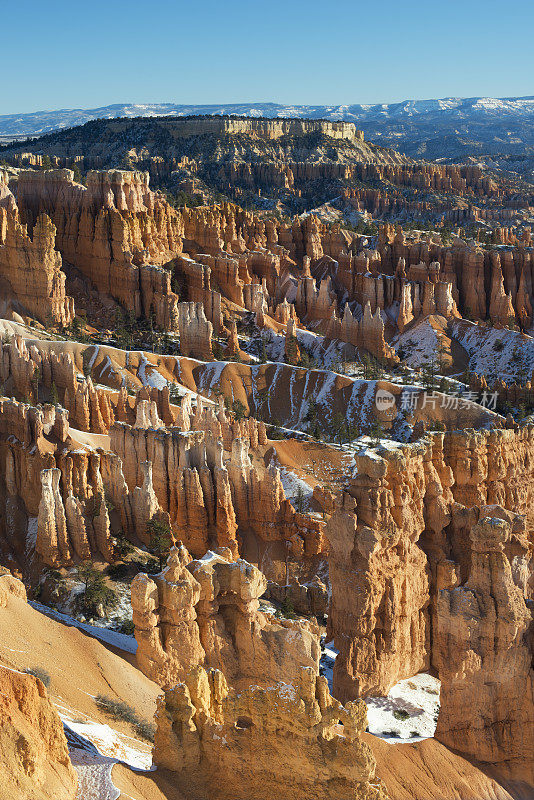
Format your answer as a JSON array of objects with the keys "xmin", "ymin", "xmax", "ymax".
[
  {"xmin": 153, "ymin": 664, "xmax": 387, "ymax": 800},
  {"xmin": 0, "ymin": 200, "xmax": 74, "ymax": 326},
  {"xmin": 325, "ymin": 423, "xmax": 534, "ymax": 784},
  {"xmin": 0, "ymin": 664, "xmax": 77, "ymax": 800},
  {"xmin": 131, "ymin": 544, "xmax": 320, "ymax": 688},
  {"xmin": 434, "ymin": 513, "xmax": 534, "ymax": 784}
]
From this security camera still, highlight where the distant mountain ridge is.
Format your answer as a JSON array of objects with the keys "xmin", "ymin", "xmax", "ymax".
[
  {"xmin": 2, "ymin": 98, "xmax": 534, "ymax": 164},
  {"xmin": 1, "ymin": 96, "xmax": 533, "ymax": 136}
]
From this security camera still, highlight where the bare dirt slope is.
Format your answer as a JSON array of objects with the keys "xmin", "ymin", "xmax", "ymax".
[
  {"xmin": 368, "ymin": 734, "xmax": 532, "ymax": 800},
  {"xmin": 112, "ymin": 765, "xmax": 188, "ymax": 800},
  {"xmin": 0, "ymin": 589, "xmax": 161, "ymax": 794}
]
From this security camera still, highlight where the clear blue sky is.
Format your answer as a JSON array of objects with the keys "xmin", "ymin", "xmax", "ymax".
[{"xmin": 2, "ymin": 0, "xmax": 533, "ymax": 114}]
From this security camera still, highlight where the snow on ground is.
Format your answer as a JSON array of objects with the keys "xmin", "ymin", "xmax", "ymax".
[
  {"xmin": 451, "ymin": 319, "xmax": 534, "ymax": 383},
  {"xmin": 86, "ymin": 345, "xmax": 100, "ymax": 371},
  {"xmin": 61, "ymin": 714, "xmax": 153, "ymax": 771},
  {"xmin": 69, "ymin": 748, "xmax": 120, "ymax": 800},
  {"xmin": 366, "ymin": 673, "xmax": 440, "ymax": 743},
  {"xmin": 62, "ymin": 706, "xmax": 154, "ymax": 800},
  {"xmin": 321, "ymin": 640, "xmax": 338, "ymax": 690},
  {"xmin": 240, "ymin": 326, "xmax": 347, "ymax": 370},
  {"xmin": 137, "ymin": 355, "xmax": 168, "ymax": 390},
  {"xmin": 35, "ymin": 572, "xmax": 134, "ymax": 634},
  {"xmin": 321, "ymin": 645, "xmax": 440, "ymax": 744},
  {"xmin": 98, "ymin": 355, "xmax": 113, "ymax": 380},
  {"xmin": 198, "ymin": 549, "xmax": 227, "ymax": 566},
  {"xmin": 29, "ymin": 602, "xmax": 137, "ymax": 654},
  {"xmin": 196, "ymin": 360, "xmax": 231, "ymax": 395},
  {"xmin": 393, "ymin": 320, "xmax": 439, "ymax": 368},
  {"xmin": 269, "ymin": 455, "xmax": 314, "ymax": 511}
]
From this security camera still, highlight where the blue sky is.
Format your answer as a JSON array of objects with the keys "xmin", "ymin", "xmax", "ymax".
[{"xmin": 2, "ymin": 0, "xmax": 533, "ymax": 114}]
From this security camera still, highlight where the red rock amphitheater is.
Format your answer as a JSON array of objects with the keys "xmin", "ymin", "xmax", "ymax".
[{"xmin": 0, "ymin": 114, "xmax": 533, "ymax": 800}]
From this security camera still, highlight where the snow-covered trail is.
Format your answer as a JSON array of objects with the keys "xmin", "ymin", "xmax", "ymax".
[
  {"xmin": 63, "ymin": 714, "xmax": 153, "ymax": 800},
  {"xmin": 69, "ymin": 747, "xmax": 120, "ymax": 800}
]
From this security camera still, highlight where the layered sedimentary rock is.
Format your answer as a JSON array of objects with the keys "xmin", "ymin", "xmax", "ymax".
[
  {"xmin": 0, "ymin": 392, "xmax": 117, "ymax": 568},
  {"xmin": 153, "ymin": 664, "xmax": 386, "ymax": 800},
  {"xmin": 266, "ymin": 576, "xmax": 328, "ymax": 617},
  {"xmin": 131, "ymin": 544, "xmax": 320, "ymax": 688},
  {"xmin": 12, "ymin": 166, "xmax": 528, "ymax": 368},
  {"xmin": 13, "ymin": 168, "xmax": 182, "ymax": 327},
  {"xmin": 125, "ymin": 116, "xmax": 366, "ymax": 142},
  {"xmin": 37, "ymin": 468, "xmax": 70, "ymax": 567},
  {"xmin": 325, "ymin": 422, "xmax": 534, "ymax": 783},
  {"xmin": 327, "ymin": 301, "xmax": 398, "ymax": 361},
  {"xmin": 177, "ymin": 302, "xmax": 213, "ymax": 360},
  {"xmin": 0, "ymin": 333, "xmax": 113, "ymax": 434},
  {"xmin": 284, "ymin": 318, "xmax": 301, "ymax": 364},
  {"xmin": 326, "ymin": 443, "xmax": 433, "ymax": 699},
  {"xmin": 0, "ymin": 332, "xmax": 325, "ymax": 571},
  {"xmin": 0, "ymin": 200, "xmax": 74, "ymax": 326},
  {"xmin": 434, "ymin": 513, "xmax": 534, "ymax": 783},
  {"xmin": 0, "ymin": 664, "xmax": 77, "ymax": 800},
  {"xmin": 377, "ymin": 226, "xmax": 534, "ymax": 327},
  {"xmin": 110, "ymin": 417, "xmax": 323, "ymax": 560},
  {"xmin": 36, "ymin": 461, "xmax": 113, "ymax": 568}
]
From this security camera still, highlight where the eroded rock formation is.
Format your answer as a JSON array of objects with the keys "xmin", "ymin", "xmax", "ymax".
[
  {"xmin": 434, "ymin": 513, "xmax": 534, "ymax": 784},
  {"xmin": 132, "ymin": 544, "xmax": 320, "ymax": 688},
  {"xmin": 153, "ymin": 664, "xmax": 387, "ymax": 800},
  {"xmin": 325, "ymin": 422, "xmax": 534, "ymax": 784},
  {"xmin": 0, "ymin": 664, "xmax": 77, "ymax": 800},
  {"xmin": 0, "ymin": 187, "xmax": 74, "ymax": 326}
]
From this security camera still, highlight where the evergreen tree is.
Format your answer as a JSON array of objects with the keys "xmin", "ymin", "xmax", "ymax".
[
  {"xmin": 147, "ymin": 519, "xmax": 172, "ymax": 570},
  {"xmin": 50, "ymin": 381, "xmax": 59, "ymax": 405},
  {"xmin": 74, "ymin": 562, "xmax": 117, "ymax": 616}
]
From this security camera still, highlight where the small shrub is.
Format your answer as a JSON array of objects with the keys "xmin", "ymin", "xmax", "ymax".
[
  {"xmin": 74, "ymin": 562, "xmax": 118, "ymax": 617},
  {"xmin": 147, "ymin": 518, "xmax": 173, "ymax": 570},
  {"xmin": 25, "ymin": 667, "xmax": 51, "ymax": 688},
  {"xmin": 96, "ymin": 695, "xmax": 138, "ymax": 724},
  {"xmin": 232, "ymin": 399, "xmax": 246, "ymax": 420},
  {"xmin": 106, "ymin": 562, "xmax": 130, "ymax": 581},
  {"xmin": 95, "ymin": 694, "xmax": 154, "ymax": 741},
  {"xmin": 393, "ymin": 709, "xmax": 411, "ymax": 721},
  {"xmin": 267, "ymin": 418, "xmax": 285, "ymax": 440},
  {"xmin": 276, "ymin": 597, "xmax": 296, "ymax": 620},
  {"xmin": 381, "ymin": 730, "xmax": 400, "ymax": 737},
  {"xmin": 493, "ymin": 339, "xmax": 504, "ymax": 352},
  {"xmin": 132, "ymin": 556, "xmax": 160, "ymax": 574},
  {"xmin": 81, "ymin": 348, "xmax": 93, "ymax": 377},
  {"xmin": 136, "ymin": 719, "xmax": 156, "ymax": 742},
  {"xmin": 114, "ymin": 532, "xmax": 134, "ymax": 559},
  {"xmin": 119, "ymin": 619, "xmax": 135, "ymax": 635},
  {"xmin": 430, "ymin": 421, "xmax": 445, "ymax": 432},
  {"xmin": 410, "ymin": 730, "xmax": 420, "ymax": 738}
]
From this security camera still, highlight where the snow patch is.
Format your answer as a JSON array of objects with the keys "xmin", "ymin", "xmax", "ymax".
[
  {"xmin": 366, "ymin": 673, "xmax": 440, "ymax": 743},
  {"xmin": 29, "ymin": 602, "xmax": 137, "ymax": 654}
]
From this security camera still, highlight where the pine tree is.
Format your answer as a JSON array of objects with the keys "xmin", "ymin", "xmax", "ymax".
[
  {"xmin": 50, "ymin": 381, "xmax": 59, "ymax": 405},
  {"xmin": 74, "ymin": 562, "xmax": 117, "ymax": 616},
  {"xmin": 147, "ymin": 519, "xmax": 172, "ymax": 570}
]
